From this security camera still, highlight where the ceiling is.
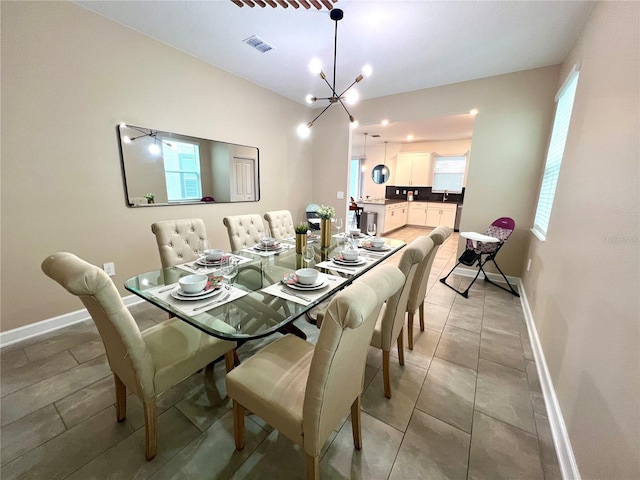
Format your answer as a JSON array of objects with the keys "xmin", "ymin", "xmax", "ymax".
[{"xmin": 75, "ymin": 0, "xmax": 593, "ymax": 145}]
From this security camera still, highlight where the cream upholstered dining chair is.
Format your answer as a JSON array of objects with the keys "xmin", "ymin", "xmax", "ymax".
[
  {"xmin": 263, "ymin": 210, "xmax": 295, "ymax": 241},
  {"xmin": 41, "ymin": 252, "xmax": 237, "ymax": 461},
  {"xmin": 405, "ymin": 226, "xmax": 452, "ymax": 349},
  {"xmin": 371, "ymin": 236, "xmax": 432, "ymax": 398},
  {"xmin": 226, "ymin": 264, "xmax": 405, "ymax": 480},
  {"xmin": 151, "ymin": 218, "xmax": 207, "ymax": 268},
  {"xmin": 223, "ymin": 214, "xmax": 266, "ymax": 251}
]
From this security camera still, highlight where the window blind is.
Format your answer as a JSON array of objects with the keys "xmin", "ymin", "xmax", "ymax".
[
  {"xmin": 432, "ymin": 155, "xmax": 466, "ymax": 193},
  {"xmin": 532, "ymin": 69, "xmax": 579, "ymax": 240}
]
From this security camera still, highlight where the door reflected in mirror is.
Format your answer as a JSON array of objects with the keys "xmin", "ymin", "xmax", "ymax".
[
  {"xmin": 371, "ymin": 164, "xmax": 390, "ymax": 184},
  {"xmin": 117, "ymin": 124, "xmax": 260, "ymax": 207}
]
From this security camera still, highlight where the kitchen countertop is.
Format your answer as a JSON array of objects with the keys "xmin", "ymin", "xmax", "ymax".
[{"xmin": 359, "ymin": 199, "xmax": 462, "ymax": 206}]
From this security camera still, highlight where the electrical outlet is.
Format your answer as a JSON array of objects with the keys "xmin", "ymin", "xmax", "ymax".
[
  {"xmin": 527, "ymin": 258, "xmax": 532, "ymax": 271},
  {"xmin": 337, "ymin": 191, "xmax": 344, "ymax": 199},
  {"xmin": 103, "ymin": 262, "xmax": 116, "ymax": 276}
]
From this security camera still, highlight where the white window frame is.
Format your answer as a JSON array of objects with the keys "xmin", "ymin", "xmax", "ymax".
[
  {"xmin": 532, "ymin": 66, "xmax": 580, "ymax": 241},
  {"xmin": 431, "ymin": 153, "xmax": 467, "ymax": 193}
]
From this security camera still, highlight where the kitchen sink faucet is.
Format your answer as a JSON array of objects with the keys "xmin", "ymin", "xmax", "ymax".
[{"xmin": 443, "ymin": 190, "xmax": 449, "ymax": 202}]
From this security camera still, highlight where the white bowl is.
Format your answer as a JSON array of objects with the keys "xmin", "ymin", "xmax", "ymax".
[
  {"xmin": 349, "ymin": 228, "xmax": 361, "ymax": 236},
  {"xmin": 342, "ymin": 248, "xmax": 359, "ymax": 261},
  {"xmin": 204, "ymin": 249, "xmax": 224, "ymax": 261},
  {"xmin": 295, "ymin": 268, "xmax": 319, "ymax": 285},
  {"xmin": 370, "ymin": 237, "xmax": 385, "ymax": 248},
  {"xmin": 261, "ymin": 236, "xmax": 276, "ymax": 246},
  {"xmin": 179, "ymin": 274, "xmax": 208, "ymax": 294}
]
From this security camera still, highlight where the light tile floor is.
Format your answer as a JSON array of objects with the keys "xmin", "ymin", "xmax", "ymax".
[{"xmin": 0, "ymin": 226, "xmax": 560, "ymax": 479}]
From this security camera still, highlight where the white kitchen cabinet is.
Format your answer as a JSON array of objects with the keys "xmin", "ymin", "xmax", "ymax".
[
  {"xmin": 395, "ymin": 152, "xmax": 431, "ymax": 186},
  {"xmin": 383, "ymin": 202, "xmax": 408, "ymax": 233},
  {"xmin": 425, "ymin": 203, "xmax": 457, "ymax": 228},
  {"xmin": 408, "ymin": 202, "xmax": 429, "ymax": 226}
]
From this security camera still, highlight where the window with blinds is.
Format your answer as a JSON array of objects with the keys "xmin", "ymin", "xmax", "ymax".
[
  {"xmin": 162, "ymin": 140, "xmax": 202, "ymax": 202},
  {"xmin": 532, "ymin": 68, "xmax": 580, "ymax": 240},
  {"xmin": 432, "ymin": 155, "xmax": 466, "ymax": 193}
]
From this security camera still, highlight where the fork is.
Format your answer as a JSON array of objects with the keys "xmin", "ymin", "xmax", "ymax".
[{"xmin": 280, "ymin": 288, "xmax": 311, "ymax": 302}]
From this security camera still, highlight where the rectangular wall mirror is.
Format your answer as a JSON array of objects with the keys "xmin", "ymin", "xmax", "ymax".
[{"xmin": 117, "ymin": 124, "xmax": 260, "ymax": 207}]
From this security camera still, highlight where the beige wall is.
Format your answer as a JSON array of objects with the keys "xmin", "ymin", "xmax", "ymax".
[
  {"xmin": 522, "ymin": 2, "xmax": 640, "ymax": 478},
  {"xmin": 1, "ymin": 1, "xmax": 313, "ymax": 331}
]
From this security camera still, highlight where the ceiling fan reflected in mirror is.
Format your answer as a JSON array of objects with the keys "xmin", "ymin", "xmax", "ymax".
[{"xmin": 231, "ymin": 0, "xmax": 337, "ymax": 10}]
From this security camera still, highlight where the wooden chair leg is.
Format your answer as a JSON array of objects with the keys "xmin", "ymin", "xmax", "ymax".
[
  {"xmin": 225, "ymin": 351, "xmax": 235, "ymax": 373},
  {"xmin": 351, "ymin": 396, "xmax": 362, "ymax": 450},
  {"xmin": 114, "ymin": 374, "xmax": 127, "ymax": 422},
  {"xmin": 233, "ymin": 400, "xmax": 246, "ymax": 450},
  {"xmin": 407, "ymin": 312, "xmax": 415, "ymax": 350},
  {"xmin": 419, "ymin": 301, "xmax": 425, "ymax": 331},
  {"xmin": 306, "ymin": 454, "xmax": 320, "ymax": 480},
  {"xmin": 382, "ymin": 350, "xmax": 392, "ymax": 399},
  {"xmin": 143, "ymin": 399, "xmax": 157, "ymax": 461},
  {"xmin": 397, "ymin": 328, "xmax": 405, "ymax": 366},
  {"xmin": 233, "ymin": 350, "xmax": 241, "ymax": 367}
]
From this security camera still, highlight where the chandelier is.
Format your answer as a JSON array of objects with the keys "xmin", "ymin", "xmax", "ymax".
[{"xmin": 298, "ymin": 9, "xmax": 371, "ymax": 137}]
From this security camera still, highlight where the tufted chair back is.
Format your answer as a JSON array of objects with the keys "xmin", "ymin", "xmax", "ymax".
[
  {"xmin": 41, "ymin": 252, "xmax": 155, "ymax": 401},
  {"xmin": 372, "ymin": 236, "xmax": 431, "ymax": 351},
  {"xmin": 151, "ymin": 218, "xmax": 207, "ymax": 269},
  {"xmin": 407, "ymin": 226, "xmax": 452, "ymax": 313},
  {"xmin": 263, "ymin": 210, "xmax": 295, "ymax": 241},
  {"xmin": 303, "ymin": 264, "xmax": 404, "ymax": 457},
  {"xmin": 223, "ymin": 214, "xmax": 266, "ymax": 251}
]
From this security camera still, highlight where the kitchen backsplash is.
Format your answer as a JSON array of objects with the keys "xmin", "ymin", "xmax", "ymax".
[{"xmin": 385, "ymin": 186, "xmax": 465, "ymax": 204}]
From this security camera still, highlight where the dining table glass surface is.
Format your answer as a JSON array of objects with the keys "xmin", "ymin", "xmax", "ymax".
[{"xmin": 124, "ymin": 235, "xmax": 406, "ymax": 341}]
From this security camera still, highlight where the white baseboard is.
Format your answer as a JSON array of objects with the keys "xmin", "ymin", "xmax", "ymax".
[
  {"xmin": 518, "ymin": 282, "xmax": 581, "ymax": 480},
  {"xmin": 452, "ymin": 266, "xmax": 521, "ymax": 286},
  {"xmin": 0, "ymin": 295, "xmax": 143, "ymax": 348}
]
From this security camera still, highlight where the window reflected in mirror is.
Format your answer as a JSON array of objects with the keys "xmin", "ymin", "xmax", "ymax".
[
  {"xmin": 371, "ymin": 164, "xmax": 390, "ymax": 184},
  {"xmin": 117, "ymin": 124, "xmax": 260, "ymax": 207}
]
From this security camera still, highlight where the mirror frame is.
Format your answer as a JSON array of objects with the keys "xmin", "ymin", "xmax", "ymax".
[
  {"xmin": 117, "ymin": 124, "xmax": 260, "ymax": 207},
  {"xmin": 371, "ymin": 164, "xmax": 391, "ymax": 184}
]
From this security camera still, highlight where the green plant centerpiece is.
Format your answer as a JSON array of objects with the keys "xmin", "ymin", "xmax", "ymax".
[
  {"xmin": 144, "ymin": 193, "xmax": 155, "ymax": 204},
  {"xmin": 294, "ymin": 222, "xmax": 309, "ymax": 253},
  {"xmin": 317, "ymin": 205, "xmax": 335, "ymax": 247},
  {"xmin": 294, "ymin": 222, "xmax": 309, "ymax": 234}
]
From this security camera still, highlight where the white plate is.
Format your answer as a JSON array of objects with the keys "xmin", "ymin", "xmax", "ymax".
[
  {"xmin": 253, "ymin": 243, "xmax": 282, "ymax": 251},
  {"xmin": 281, "ymin": 274, "xmax": 327, "ymax": 290},
  {"xmin": 171, "ymin": 286, "xmax": 223, "ymax": 301},
  {"xmin": 332, "ymin": 257, "xmax": 366, "ymax": 266},
  {"xmin": 176, "ymin": 284, "xmax": 220, "ymax": 297},
  {"xmin": 196, "ymin": 256, "xmax": 230, "ymax": 266},
  {"xmin": 362, "ymin": 244, "xmax": 392, "ymax": 252}
]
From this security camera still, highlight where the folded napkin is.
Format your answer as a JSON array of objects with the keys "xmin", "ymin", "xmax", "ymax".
[
  {"xmin": 242, "ymin": 243, "xmax": 294, "ymax": 257},
  {"xmin": 177, "ymin": 255, "xmax": 253, "ymax": 275},
  {"xmin": 261, "ymin": 273, "xmax": 347, "ymax": 305},
  {"xmin": 147, "ymin": 284, "xmax": 248, "ymax": 315}
]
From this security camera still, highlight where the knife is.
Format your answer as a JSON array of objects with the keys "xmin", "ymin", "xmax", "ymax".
[
  {"xmin": 192, "ymin": 292, "xmax": 231, "ymax": 311},
  {"xmin": 280, "ymin": 287, "xmax": 311, "ymax": 302}
]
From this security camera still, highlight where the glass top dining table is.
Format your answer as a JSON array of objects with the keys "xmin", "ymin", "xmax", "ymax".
[{"xmin": 124, "ymin": 235, "xmax": 406, "ymax": 341}]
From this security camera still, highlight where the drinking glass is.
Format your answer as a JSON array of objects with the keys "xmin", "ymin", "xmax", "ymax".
[
  {"xmin": 367, "ymin": 223, "xmax": 377, "ymax": 237},
  {"xmin": 335, "ymin": 218, "xmax": 343, "ymax": 237},
  {"xmin": 220, "ymin": 257, "xmax": 238, "ymax": 289},
  {"xmin": 262, "ymin": 225, "xmax": 272, "ymax": 244},
  {"xmin": 198, "ymin": 239, "xmax": 211, "ymax": 261},
  {"xmin": 303, "ymin": 244, "xmax": 315, "ymax": 267}
]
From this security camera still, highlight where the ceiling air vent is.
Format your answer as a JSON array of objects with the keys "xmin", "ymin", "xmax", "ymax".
[{"xmin": 243, "ymin": 35, "xmax": 275, "ymax": 53}]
